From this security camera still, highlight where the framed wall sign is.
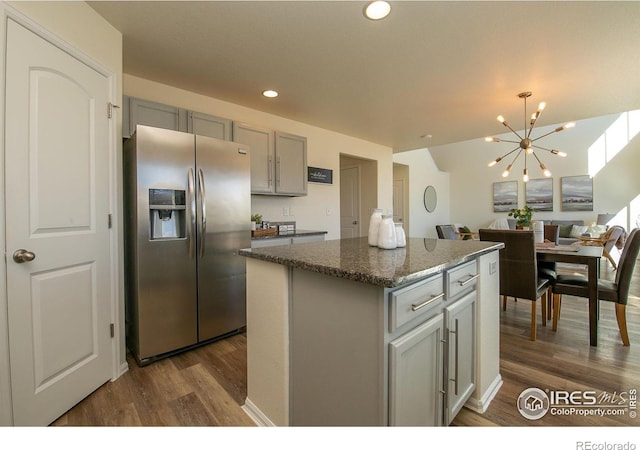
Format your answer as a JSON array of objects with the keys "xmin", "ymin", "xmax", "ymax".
[
  {"xmin": 308, "ymin": 166, "xmax": 333, "ymax": 184},
  {"xmin": 493, "ymin": 181, "xmax": 518, "ymax": 212},
  {"xmin": 561, "ymin": 175, "xmax": 593, "ymax": 211},
  {"xmin": 526, "ymin": 178, "xmax": 553, "ymax": 211}
]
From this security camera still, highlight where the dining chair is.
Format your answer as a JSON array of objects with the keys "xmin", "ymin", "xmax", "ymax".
[
  {"xmin": 551, "ymin": 228, "xmax": 639, "ymax": 346},
  {"xmin": 602, "ymin": 225, "xmax": 625, "ymax": 269},
  {"xmin": 538, "ymin": 224, "xmax": 560, "ymax": 320},
  {"xmin": 479, "ymin": 229, "xmax": 550, "ymax": 341},
  {"xmin": 436, "ymin": 224, "xmax": 458, "ymax": 240}
]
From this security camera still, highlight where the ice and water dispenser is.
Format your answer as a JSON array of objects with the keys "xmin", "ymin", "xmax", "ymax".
[{"xmin": 149, "ymin": 189, "xmax": 186, "ymax": 240}]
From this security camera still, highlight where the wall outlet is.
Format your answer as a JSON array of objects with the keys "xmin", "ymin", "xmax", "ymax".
[
  {"xmin": 326, "ymin": 208, "xmax": 332, "ymax": 216},
  {"xmin": 283, "ymin": 207, "xmax": 290, "ymax": 216}
]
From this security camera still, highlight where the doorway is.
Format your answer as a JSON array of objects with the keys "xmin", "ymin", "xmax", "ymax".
[
  {"xmin": 393, "ymin": 163, "xmax": 410, "ymax": 237},
  {"xmin": 2, "ymin": 13, "xmax": 118, "ymax": 425},
  {"xmin": 340, "ymin": 155, "xmax": 378, "ymax": 239}
]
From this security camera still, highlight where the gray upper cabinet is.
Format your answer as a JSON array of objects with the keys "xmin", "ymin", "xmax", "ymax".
[
  {"xmin": 123, "ymin": 96, "xmax": 187, "ymax": 138},
  {"xmin": 233, "ymin": 123, "xmax": 307, "ymax": 196},
  {"xmin": 187, "ymin": 111, "xmax": 232, "ymax": 140},
  {"xmin": 275, "ymin": 131, "xmax": 307, "ymax": 196},
  {"xmin": 233, "ymin": 122, "xmax": 274, "ymax": 194}
]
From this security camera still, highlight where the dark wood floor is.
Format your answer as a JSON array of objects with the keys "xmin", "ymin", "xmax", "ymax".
[{"xmin": 52, "ymin": 259, "xmax": 640, "ymax": 427}]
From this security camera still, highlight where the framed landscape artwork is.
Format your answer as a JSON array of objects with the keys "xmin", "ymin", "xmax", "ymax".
[
  {"xmin": 561, "ymin": 175, "xmax": 593, "ymax": 211},
  {"xmin": 493, "ymin": 181, "xmax": 518, "ymax": 212},
  {"xmin": 526, "ymin": 178, "xmax": 553, "ymax": 211}
]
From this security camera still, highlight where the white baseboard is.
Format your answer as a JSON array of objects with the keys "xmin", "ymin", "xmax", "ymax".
[
  {"xmin": 464, "ymin": 374, "xmax": 503, "ymax": 414},
  {"xmin": 242, "ymin": 398, "xmax": 276, "ymax": 427}
]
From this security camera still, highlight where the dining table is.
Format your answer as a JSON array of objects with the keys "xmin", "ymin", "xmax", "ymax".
[{"xmin": 536, "ymin": 244, "xmax": 604, "ymax": 346}]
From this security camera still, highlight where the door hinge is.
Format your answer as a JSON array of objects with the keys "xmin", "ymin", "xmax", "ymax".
[
  {"xmin": 107, "ymin": 102, "xmax": 120, "ymax": 119},
  {"xmin": 110, "ymin": 323, "xmax": 115, "ymax": 338},
  {"xmin": 108, "ymin": 214, "xmax": 112, "ymax": 229}
]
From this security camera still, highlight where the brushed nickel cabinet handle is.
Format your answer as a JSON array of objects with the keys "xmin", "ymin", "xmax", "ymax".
[{"xmin": 411, "ymin": 292, "xmax": 444, "ymax": 311}]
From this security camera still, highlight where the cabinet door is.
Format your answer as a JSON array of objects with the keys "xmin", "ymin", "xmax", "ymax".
[
  {"xmin": 292, "ymin": 234, "xmax": 325, "ymax": 244},
  {"xmin": 188, "ymin": 111, "xmax": 231, "ymax": 140},
  {"xmin": 275, "ymin": 131, "xmax": 307, "ymax": 196},
  {"xmin": 128, "ymin": 97, "xmax": 187, "ymax": 135},
  {"xmin": 233, "ymin": 122, "xmax": 274, "ymax": 194},
  {"xmin": 444, "ymin": 291, "xmax": 476, "ymax": 424},
  {"xmin": 250, "ymin": 237, "xmax": 292, "ymax": 248},
  {"xmin": 389, "ymin": 314, "xmax": 444, "ymax": 426}
]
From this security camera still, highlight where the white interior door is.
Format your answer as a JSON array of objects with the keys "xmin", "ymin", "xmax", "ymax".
[
  {"xmin": 393, "ymin": 179, "xmax": 405, "ymax": 225},
  {"xmin": 340, "ymin": 166, "xmax": 360, "ymax": 239},
  {"xmin": 5, "ymin": 18, "xmax": 113, "ymax": 425}
]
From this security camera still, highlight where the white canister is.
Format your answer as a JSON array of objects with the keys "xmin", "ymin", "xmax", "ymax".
[
  {"xmin": 377, "ymin": 215, "xmax": 397, "ymax": 249},
  {"xmin": 533, "ymin": 220, "xmax": 544, "ymax": 243},
  {"xmin": 368, "ymin": 208, "xmax": 383, "ymax": 246},
  {"xmin": 394, "ymin": 223, "xmax": 406, "ymax": 248}
]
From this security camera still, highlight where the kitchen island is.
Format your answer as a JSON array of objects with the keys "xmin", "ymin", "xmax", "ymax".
[{"xmin": 239, "ymin": 237, "xmax": 504, "ymax": 426}]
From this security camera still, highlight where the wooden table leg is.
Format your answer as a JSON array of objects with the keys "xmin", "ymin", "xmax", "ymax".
[{"xmin": 588, "ymin": 258, "xmax": 599, "ymax": 346}]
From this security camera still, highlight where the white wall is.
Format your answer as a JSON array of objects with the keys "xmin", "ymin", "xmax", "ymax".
[
  {"xmin": 428, "ymin": 112, "xmax": 640, "ymax": 232},
  {"xmin": 393, "ymin": 148, "xmax": 450, "ymax": 238},
  {"xmin": 1, "ymin": 0, "xmax": 123, "ymax": 425},
  {"xmin": 124, "ymin": 75, "xmax": 394, "ymax": 240}
]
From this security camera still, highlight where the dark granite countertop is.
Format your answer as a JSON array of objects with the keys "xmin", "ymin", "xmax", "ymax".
[
  {"xmin": 239, "ymin": 236, "xmax": 503, "ymax": 288},
  {"xmin": 251, "ymin": 229, "xmax": 328, "ymax": 240}
]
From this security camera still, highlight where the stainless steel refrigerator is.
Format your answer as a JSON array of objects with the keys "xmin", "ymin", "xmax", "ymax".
[{"xmin": 124, "ymin": 125, "xmax": 251, "ymax": 365}]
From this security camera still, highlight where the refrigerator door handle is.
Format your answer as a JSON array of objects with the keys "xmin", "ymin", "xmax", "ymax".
[
  {"xmin": 198, "ymin": 168, "xmax": 207, "ymax": 257},
  {"xmin": 188, "ymin": 168, "xmax": 196, "ymax": 258}
]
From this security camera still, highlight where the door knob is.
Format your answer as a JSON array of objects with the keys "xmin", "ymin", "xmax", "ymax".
[
  {"xmin": 13, "ymin": 249, "xmax": 36, "ymax": 263},
  {"xmin": 352, "ymin": 221, "xmax": 358, "ymax": 225}
]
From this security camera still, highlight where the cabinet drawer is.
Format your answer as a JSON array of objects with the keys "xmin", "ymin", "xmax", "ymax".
[
  {"xmin": 389, "ymin": 274, "xmax": 444, "ymax": 332},
  {"xmin": 446, "ymin": 260, "xmax": 478, "ymax": 300}
]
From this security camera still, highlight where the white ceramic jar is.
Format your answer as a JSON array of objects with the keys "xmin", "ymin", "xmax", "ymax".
[
  {"xmin": 395, "ymin": 223, "xmax": 406, "ymax": 247},
  {"xmin": 533, "ymin": 220, "xmax": 544, "ymax": 243},
  {"xmin": 368, "ymin": 208, "xmax": 383, "ymax": 246},
  {"xmin": 377, "ymin": 215, "xmax": 397, "ymax": 249}
]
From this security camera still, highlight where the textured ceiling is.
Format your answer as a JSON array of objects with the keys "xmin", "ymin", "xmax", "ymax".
[{"xmin": 89, "ymin": 1, "xmax": 640, "ymax": 152}]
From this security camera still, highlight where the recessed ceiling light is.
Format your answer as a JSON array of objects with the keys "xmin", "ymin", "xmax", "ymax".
[
  {"xmin": 262, "ymin": 89, "xmax": 278, "ymax": 98},
  {"xmin": 364, "ymin": 1, "xmax": 391, "ymax": 20}
]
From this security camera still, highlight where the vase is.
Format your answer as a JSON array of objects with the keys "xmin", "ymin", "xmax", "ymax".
[
  {"xmin": 368, "ymin": 208, "xmax": 383, "ymax": 246},
  {"xmin": 394, "ymin": 223, "xmax": 406, "ymax": 248},
  {"xmin": 377, "ymin": 215, "xmax": 397, "ymax": 249}
]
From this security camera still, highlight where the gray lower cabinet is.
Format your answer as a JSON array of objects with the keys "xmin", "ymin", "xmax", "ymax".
[
  {"xmin": 389, "ymin": 313, "xmax": 445, "ymax": 426},
  {"xmin": 444, "ymin": 290, "xmax": 476, "ymax": 423},
  {"xmin": 291, "ymin": 234, "xmax": 324, "ymax": 244},
  {"xmin": 233, "ymin": 122, "xmax": 307, "ymax": 196},
  {"xmin": 388, "ymin": 264, "xmax": 476, "ymax": 426},
  {"xmin": 290, "ymin": 258, "xmax": 478, "ymax": 426},
  {"xmin": 251, "ymin": 234, "xmax": 325, "ymax": 248}
]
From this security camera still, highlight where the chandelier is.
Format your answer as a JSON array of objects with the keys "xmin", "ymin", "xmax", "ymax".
[{"xmin": 486, "ymin": 91, "xmax": 575, "ymax": 182}]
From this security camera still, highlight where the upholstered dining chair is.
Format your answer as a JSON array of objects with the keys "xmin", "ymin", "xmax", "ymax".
[
  {"xmin": 436, "ymin": 224, "xmax": 458, "ymax": 240},
  {"xmin": 551, "ymin": 228, "xmax": 640, "ymax": 346},
  {"xmin": 538, "ymin": 224, "xmax": 560, "ymax": 320},
  {"xmin": 479, "ymin": 229, "xmax": 550, "ymax": 341}
]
